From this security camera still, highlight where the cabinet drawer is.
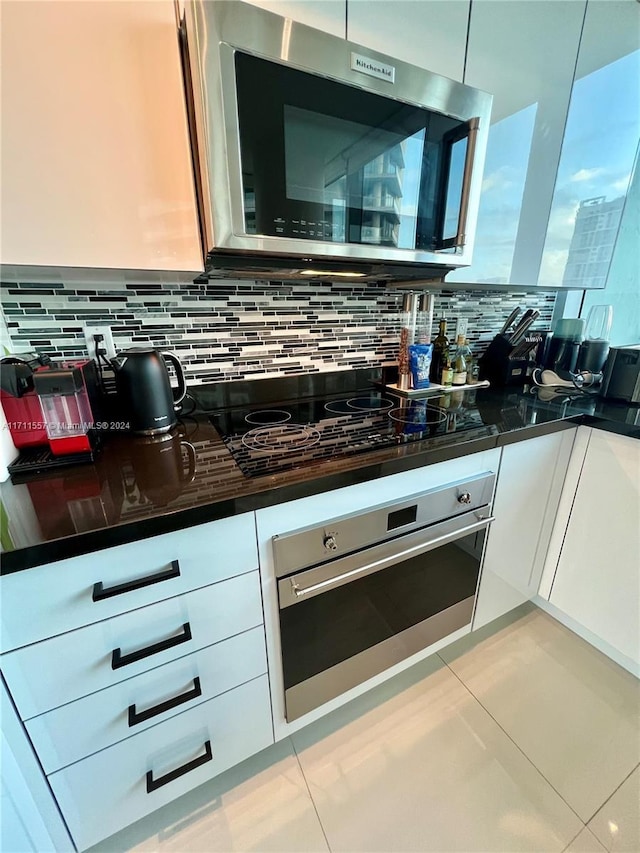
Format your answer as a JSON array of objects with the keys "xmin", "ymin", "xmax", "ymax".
[
  {"xmin": 1, "ymin": 513, "xmax": 257, "ymax": 652},
  {"xmin": 49, "ymin": 674, "xmax": 273, "ymax": 851},
  {"xmin": 2, "ymin": 571, "xmax": 262, "ymax": 719},
  {"xmin": 26, "ymin": 626, "xmax": 267, "ymax": 774}
]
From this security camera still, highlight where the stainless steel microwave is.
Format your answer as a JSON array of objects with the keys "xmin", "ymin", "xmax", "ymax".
[{"xmin": 182, "ymin": 1, "xmax": 492, "ymax": 281}]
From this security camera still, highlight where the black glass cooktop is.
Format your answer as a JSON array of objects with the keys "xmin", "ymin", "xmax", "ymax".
[{"xmin": 209, "ymin": 389, "xmax": 498, "ymax": 478}]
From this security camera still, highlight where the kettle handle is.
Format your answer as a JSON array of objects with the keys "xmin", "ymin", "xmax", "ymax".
[
  {"xmin": 161, "ymin": 351, "xmax": 187, "ymax": 409},
  {"xmin": 179, "ymin": 441, "xmax": 197, "ymax": 485}
]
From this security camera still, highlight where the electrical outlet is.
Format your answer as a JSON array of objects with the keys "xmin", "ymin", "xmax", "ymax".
[
  {"xmin": 455, "ymin": 318, "xmax": 469, "ymax": 341},
  {"xmin": 83, "ymin": 325, "xmax": 116, "ymax": 361}
]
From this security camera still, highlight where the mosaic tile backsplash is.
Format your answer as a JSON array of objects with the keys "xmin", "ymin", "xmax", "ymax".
[{"xmin": 1, "ymin": 278, "xmax": 556, "ymax": 384}]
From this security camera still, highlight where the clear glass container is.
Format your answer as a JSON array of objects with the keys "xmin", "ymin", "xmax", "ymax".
[
  {"xmin": 584, "ymin": 304, "xmax": 613, "ymax": 341},
  {"xmin": 398, "ymin": 293, "xmax": 418, "ymax": 390},
  {"xmin": 37, "ymin": 381, "xmax": 93, "ymax": 456},
  {"xmin": 39, "ymin": 389, "xmax": 92, "ymax": 440},
  {"xmin": 416, "ymin": 293, "xmax": 434, "ymax": 344}
]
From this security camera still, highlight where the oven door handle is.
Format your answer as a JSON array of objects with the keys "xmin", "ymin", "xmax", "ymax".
[{"xmin": 289, "ymin": 515, "xmax": 495, "ymax": 601}]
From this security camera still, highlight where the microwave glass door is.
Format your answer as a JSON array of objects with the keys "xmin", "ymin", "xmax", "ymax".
[{"xmin": 235, "ymin": 51, "xmax": 476, "ymax": 252}]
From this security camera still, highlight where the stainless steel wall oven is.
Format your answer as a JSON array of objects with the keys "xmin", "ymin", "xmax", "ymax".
[{"xmin": 273, "ymin": 473, "xmax": 495, "ymax": 722}]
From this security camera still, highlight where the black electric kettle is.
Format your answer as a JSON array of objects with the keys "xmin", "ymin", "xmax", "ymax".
[
  {"xmin": 131, "ymin": 431, "xmax": 197, "ymax": 506},
  {"xmin": 111, "ymin": 348, "xmax": 186, "ymax": 435}
]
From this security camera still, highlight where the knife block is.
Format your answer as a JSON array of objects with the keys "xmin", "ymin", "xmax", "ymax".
[{"xmin": 478, "ymin": 334, "xmax": 532, "ymax": 386}]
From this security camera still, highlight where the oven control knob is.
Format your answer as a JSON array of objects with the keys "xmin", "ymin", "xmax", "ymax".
[
  {"xmin": 458, "ymin": 492, "xmax": 472, "ymax": 504},
  {"xmin": 323, "ymin": 534, "xmax": 338, "ymax": 551}
]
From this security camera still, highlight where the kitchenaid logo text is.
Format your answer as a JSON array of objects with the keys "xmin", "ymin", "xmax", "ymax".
[{"xmin": 350, "ymin": 53, "xmax": 395, "ymax": 83}]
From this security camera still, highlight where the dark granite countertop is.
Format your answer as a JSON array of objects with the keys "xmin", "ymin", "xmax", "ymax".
[{"xmin": 1, "ymin": 371, "xmax": 638, "ymax": 574}]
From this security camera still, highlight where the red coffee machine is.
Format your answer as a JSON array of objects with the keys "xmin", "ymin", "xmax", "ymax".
[
  {"xmin": 33, "ymin": 361, "xmax": 101, "ymax": 456},
  {"xmin": 0, "ymin": 354, "xmax": 51, "ymax": 448}
]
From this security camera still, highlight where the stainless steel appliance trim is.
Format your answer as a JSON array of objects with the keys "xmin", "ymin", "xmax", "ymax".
[
  {"xmin": 181, "ymin": 4, "xmax": 213, "ymax": 254},
  {"xmin": 178, "ymin": 10, "xmax": 209, "ymax": 261},
  {"xmin": 273, "ymin": 472, "xmax": 496, "ymax": 577},
  {"xmin": 454, "ymin": 117, "xmax": 479, "ymax": 249},
  {"xmin": 184, "ymin": 0, "xmax": 492, "ymax": 268},
  {"xmin": 278, "ymin": 510, "xmax": 494, "ymax": 607},
  {"xmin": 286, "ymin": 515, "xmax": 495, "ymax": 604},
  {"xmin": 284, "ymin": 595, "xmax": 474, "ymax": 722}
]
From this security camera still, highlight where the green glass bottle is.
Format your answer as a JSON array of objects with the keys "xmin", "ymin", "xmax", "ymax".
[
  {"xmin": 429, "ymin": 319, "xmax": 449, "ymax": 383},
  {"xmin": 441, "ymin": 347, "xmax": 453, "ymax": 386},
  {"xmin": 452, "ymin": 335, "xmax": 471, "ymax": 385}
]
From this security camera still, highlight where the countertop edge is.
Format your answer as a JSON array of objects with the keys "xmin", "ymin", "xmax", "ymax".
[{"xmin": 2, "ymin": 413, "xmax": 637, "ymax": 575}]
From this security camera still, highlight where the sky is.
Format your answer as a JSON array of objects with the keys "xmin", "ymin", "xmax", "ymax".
[
  {"xmin": 539, "ymin": 49, "xmax": 639, "ymax": 286},
  {"xmin": 449, "ymin": 46, "xmax": 640, "ymax": 286}
]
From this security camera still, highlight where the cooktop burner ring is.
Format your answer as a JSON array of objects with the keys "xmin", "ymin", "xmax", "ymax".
[
  {"xmin": 324, "ymin": 395, "xmax": 395, "ymax": 415},
  {"xmin": 241, "ymin": 423, "xmax": 321, "ymax": 454},
  {"xmin": 388, "ymin": 405, "xmax": 448, "ymax": 427},
  {"xmin": 245, "ymin": 409, "xmax": 292, "ymax": 426},
  {"xmin": 346, "ymin": 396, "xmax": 395, "ymax": 412}
]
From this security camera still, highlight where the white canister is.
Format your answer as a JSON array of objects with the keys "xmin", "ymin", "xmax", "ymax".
[{"xmin": 0, "ymin": 402, "xmax": 18, "ymax": 481}]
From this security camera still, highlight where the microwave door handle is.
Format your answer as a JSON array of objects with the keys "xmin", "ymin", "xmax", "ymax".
[
  {"xmin": 289, "ymin": 515, "xmax": 495, "ymax": 602},
  {"xmin": 453, "ymin": 117, "xmax": 479, "ymax": 250}
]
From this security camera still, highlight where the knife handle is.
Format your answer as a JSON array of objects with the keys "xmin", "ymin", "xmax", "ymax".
[
  {"xmin": 509, "ymin": 308, "xmax": 535, "ymax": 338},
  {"xmin": 500, "ymin": 307, "xmax": 521, "ymax": 335},
  {"xmin": 510, "ymin": 310, "xmax": 541, "ymax": 346}
]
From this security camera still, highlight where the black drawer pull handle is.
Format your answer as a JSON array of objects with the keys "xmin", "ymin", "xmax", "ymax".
[
  {"xmin": 93, "ymin": 560, "xmax": 180, "ymax": 602},
  {"xmin": 146, "ymin": 740, "xmax": 213, "ymax": 793},
  {"xmin": 128, "ymin": 677, "xmax": 202, "ymax": 727},
  {"xmin": 112, "ymin": 622, "xmax": 192, "ymax": 670}
]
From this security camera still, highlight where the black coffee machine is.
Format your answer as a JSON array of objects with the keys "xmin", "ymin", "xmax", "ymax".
[
  {"xmin": 542, "ymin": 319, "xmax": 585, "ymax": 378},
  {"xmin": 111, "ymin": 348, "xmax": 186, "ymax": 435},
  {"xmin": 543, "ymin": 308, "xmax": 612, "ymax": 380}
]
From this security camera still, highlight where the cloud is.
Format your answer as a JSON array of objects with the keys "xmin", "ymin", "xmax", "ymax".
[
  {"xmin": 482, "ymin": 173, "xmax": 504, "ymax": 194},
  {"xmin": 545, "ymin": 201, "xmax": 580, "ymax": 246},
  {"xmin": 481, "ymin": 166, "xmax": 517, "ymax": 194},
  {"xmin": 570, "ymin": 167, "xmax": 606, "ymax": 183},
  {"xmin": 612, "ymin": 173, "xmax": 631, "ymax": 193},
  {"xmin": 539, "ymin": 248, "xmax": 569, "ymax": 286}
]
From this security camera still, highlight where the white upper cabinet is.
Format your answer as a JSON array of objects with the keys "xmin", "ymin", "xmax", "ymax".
[
  {"xmin": 538, "ymin": 0, "xmax": 640, "ymax": 289},
  {"xmin": 448, "ymin": 0, "xmax": 586, "ymax": 286},
  {"xmin": 0, "ymin": 1, "xmax": 202, "ymax": 273},
  {"xmin": 241, "ymin": 0, "xmax": 346, "ymax": 37},
  {"xmin": 346, "ymin": 0, "xmax": 470, "ymax": 81}
]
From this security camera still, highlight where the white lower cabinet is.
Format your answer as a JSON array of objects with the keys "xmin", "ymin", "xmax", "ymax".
[
  {"xmin": 25, "ymin": 626, "xmax": 267, "ymax": 775},
  {"xmin": 2, "ymin": 571, "xmax": 263, "ymax": 720},
  {"xmin": 48, "ymin": 675, "xmax": 273, "ymax": 851},
  {"xmin": 0, "ymin": 516, "xmax": 273, "ymax": 852},
  {"xmin": 1, "ymin": 512, "xmax": 258, "ymax": 652},
  {"xmin": 1, "ymin": 680, "xmax": 74, "ymax": 853},
  {"xmin": 541, "ymin": 429, "xmax": 640, "ymax": 671},
  {"xmin": 473, "ymin": 429, "xmax": 576, "ymax": 629}
]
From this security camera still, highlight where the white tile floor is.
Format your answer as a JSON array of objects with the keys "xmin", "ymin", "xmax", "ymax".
[{"xmin": 89, "ymin": 606, "xmax": 640, "ymax": 853}]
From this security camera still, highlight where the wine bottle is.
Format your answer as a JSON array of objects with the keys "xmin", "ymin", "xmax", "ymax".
[
  {"xmin": 429, "ymin": 319, "xmax": 449, "ymax": 383},
  {"xmin": 452, "ymin": 335, "xmax": 471, "ymax": 385},
  {"xmin": 441, "ymin": 347, "xmax": 453, "ymax": 386}
]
